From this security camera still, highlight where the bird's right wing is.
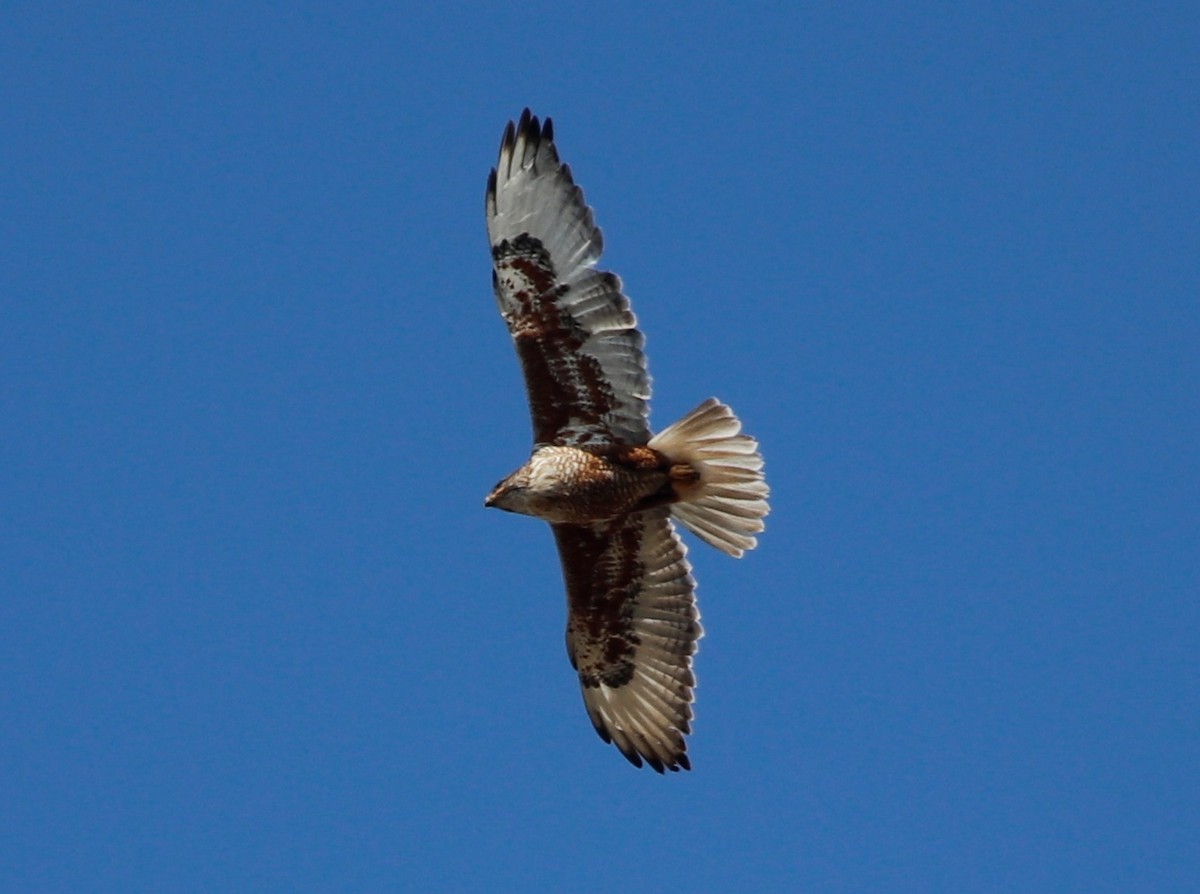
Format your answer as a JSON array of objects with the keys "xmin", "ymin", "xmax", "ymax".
[{"xmin": 553, "ymin": 509, "xmax": 702, "ymax": 772}]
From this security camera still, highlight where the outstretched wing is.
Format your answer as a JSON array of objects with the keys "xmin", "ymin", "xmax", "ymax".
[
  {"xmin": 553, "ymin": 509, "xmax": 702, "ymax": 772},
  {"xmin": 486, "ymin": 109, "xmax": 651, "ymax": 448}
]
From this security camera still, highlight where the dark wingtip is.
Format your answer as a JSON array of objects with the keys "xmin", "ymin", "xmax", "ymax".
[
  {"xmin": 485, "ymin": 167, "xmax": 497, "ymax": 208},
  {"xmin": 635, "ymin": 748, "xmax": 689, "ymax": 774},
  {"xmin": 511, "ymin": 108, "xmax": 553, "ymax": 146},
  {"xmin": 497, "ymin": 120, "xmax": 516, "ymax": 177},
  {"xmin": 516, "ymin": 108, "xmax": 537, "ymax": 143},
  {"xmin": 609, "ymin": 734, "xmax": 690, "ymax": 774}
]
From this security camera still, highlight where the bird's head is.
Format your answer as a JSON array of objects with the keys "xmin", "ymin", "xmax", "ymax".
[{"xmin": 484, "ymin": 467, "xmax": 532, "ymax": 514}]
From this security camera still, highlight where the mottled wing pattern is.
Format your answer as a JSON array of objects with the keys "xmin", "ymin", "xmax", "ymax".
[
  {"xmin": 486, "ymin": 109, "xmax": 651, "ymax": 447},
  {"xmin": 553, "ymin": 509, "xmax": 702, "ymax": 772}
]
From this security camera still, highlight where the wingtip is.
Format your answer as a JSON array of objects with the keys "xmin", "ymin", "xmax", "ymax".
[
  {"xmin": 629, "ymin": 748, "xmax": 690, "ymax": 774},
  {"xmin": 610, "ymin": 731, "xmax": 691, "ymax": 774},
  {"xmin": 485, "ymin": 167, "xmax": 497, "ymax": 212},
  {"xmin": 516, "ymin": 108, "xmax": 539, "ymax": 145},
  {"xmin": 512, "ymin": 108, "xmax": 553, "ymax": 145},
  {"xmin": 590, "ymin": 709, "xmax": 691, "ymax": 773},
  {"xmin": 496, "ymin": 120, "xmax": 516, "ymax": 178}
]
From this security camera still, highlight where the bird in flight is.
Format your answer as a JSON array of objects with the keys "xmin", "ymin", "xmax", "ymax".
[{"xmin": 484, "ymin": 109, "xmax": 769, "ymax": 772}]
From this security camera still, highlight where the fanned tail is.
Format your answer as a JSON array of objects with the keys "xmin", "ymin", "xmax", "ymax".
[{"xmin": 648, "ymin": 398, "xmax": 769, "ymax": 558}]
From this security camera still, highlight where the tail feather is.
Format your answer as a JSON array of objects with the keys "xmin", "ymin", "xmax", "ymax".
[{"xmin": 648, "ymin": 398, "xmax": 769, "ymax": 558}]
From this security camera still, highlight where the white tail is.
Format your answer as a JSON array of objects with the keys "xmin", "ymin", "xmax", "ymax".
[{"xmin": 648, "ymin": 398, "xmax": 769, "ymax": 558}]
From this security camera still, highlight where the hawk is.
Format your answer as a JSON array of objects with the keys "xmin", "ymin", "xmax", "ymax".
[{"xmin": 484, "ymin": 110, "xmax": 769, "ymax": 772}]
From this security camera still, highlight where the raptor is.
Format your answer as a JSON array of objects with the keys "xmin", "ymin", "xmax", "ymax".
[{"xmin": 484, "ymin": 110, "xmax": 769, "ymax": 772}]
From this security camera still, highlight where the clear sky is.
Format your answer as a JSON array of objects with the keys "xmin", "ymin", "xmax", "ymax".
[{"xmin": 2, "ymin": 3, "xmax": 1197, "ymax": 892}]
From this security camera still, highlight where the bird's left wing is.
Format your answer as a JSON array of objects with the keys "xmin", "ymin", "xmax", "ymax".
[
  {"xmin": 553, "ymin": 509, "xmax": 702, "ymax": 772},
  {"xmin": 486, "ymin": 109, "xmax": 651, "ymax": 448}
]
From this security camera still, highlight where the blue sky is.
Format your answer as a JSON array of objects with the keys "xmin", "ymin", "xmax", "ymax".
[{"xmin": 2, "ymin": 3, "xmax": 1197, "ymax": 891}]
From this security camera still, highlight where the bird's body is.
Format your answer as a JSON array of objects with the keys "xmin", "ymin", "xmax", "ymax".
[
  {"xmin": 486, "ymin": 443, "xmax": 684, "ymax": 524},
  {"xmin": 484, "ymin": 110, "xmax": 769, "ymax": 772}
]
